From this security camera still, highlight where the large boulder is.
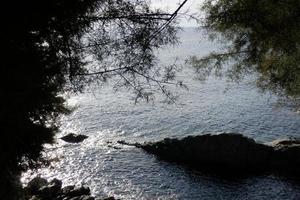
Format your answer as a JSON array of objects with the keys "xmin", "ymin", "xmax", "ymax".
[
  {"xmin": 60, "ymin": 133, "xmax": 88, "ymax": 143},
  {"xmin": 117, "ymin": 133, "xmax": 300, "ymax": 175},
  {"xmin": 136, "ymin": 133, "xmax": 300, "ymax": 174},
  {"xmin": 26, "ymin": 177, "xmax": 48, "ymax": 194},
  {"xmin": 140, "ymin": 133, "xmax": 274, "ymax": 172},
  {"xmin": 37, "ymin": 178, "xmax": 62, "ymax": 198}
]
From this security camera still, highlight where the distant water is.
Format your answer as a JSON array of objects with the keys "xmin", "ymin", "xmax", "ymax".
[{"xmin": 23, "ymin": 28, "xmax": 300, "ymax": 199}]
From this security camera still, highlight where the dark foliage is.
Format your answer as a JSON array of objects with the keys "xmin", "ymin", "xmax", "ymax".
[
  {"xmin": 0, "ymin": 0, "xmax": 187, "ymax": 199},
  {"xmin": 190, "ymin": 0, "xmax": 300, "ymax": 99}
]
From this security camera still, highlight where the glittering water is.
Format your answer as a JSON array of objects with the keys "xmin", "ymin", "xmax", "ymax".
[{"xmin": 22, "ymin": 28, "xmax": 300, "ymax": 200}]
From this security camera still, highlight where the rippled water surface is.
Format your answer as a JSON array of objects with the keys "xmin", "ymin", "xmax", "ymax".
[{"xmin": 23, "ymin": 28, "xmax": 300, "ymax": 199}]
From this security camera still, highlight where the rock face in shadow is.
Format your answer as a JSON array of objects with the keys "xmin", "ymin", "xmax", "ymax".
[
  {"xmin": 25, "ymin": 177, "xmax": 117, "ymax": 200},
  {"xmin": 270, "ymin": 139, "xmax": 300, "ymax": 171},
  {"xmin": 60, "ymin": 133, "xmax": 88, "ymax": 143},
  {"xmin": 138, "ymin": 133, "xmax": 300, "ymax": 174}
]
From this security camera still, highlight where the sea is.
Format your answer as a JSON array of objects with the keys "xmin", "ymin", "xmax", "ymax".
[{"xmin": 22, "ymin": 28, "xmax": 300, "ymax": 200}]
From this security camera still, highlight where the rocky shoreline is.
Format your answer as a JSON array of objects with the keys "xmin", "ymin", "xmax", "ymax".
[
  {"xmin": 25, "ymin": 177, "xmax": 117, "ymax": 200},
  {"xmin": 26, "ymin": 133, "xmax": 299, "ymax": 199},
  {"xmin": 118, "ymin": 133, "xmax": 300, "ymax": 175}
]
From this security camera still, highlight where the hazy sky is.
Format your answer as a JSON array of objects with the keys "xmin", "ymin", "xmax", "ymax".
[{"xmin": 151, "ymin": 0, "xmax": 205, "ymax": 27}]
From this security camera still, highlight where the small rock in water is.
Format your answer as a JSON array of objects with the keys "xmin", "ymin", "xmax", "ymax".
[{"xmin": 60, "ymin": 133, "xmax": 88, "ymax": 143}]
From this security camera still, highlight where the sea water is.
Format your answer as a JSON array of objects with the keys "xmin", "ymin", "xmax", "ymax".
[{"xmin": 22, "ymin": 28, "xmax": 300, "ymax": 200}]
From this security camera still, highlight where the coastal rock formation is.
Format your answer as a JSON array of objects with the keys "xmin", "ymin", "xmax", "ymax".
[
  {"xmin": 133, "ymin": 133, "xmax": 300, "ymax": 174},
  {"xmin": 25, "ymin": 177, "xmax": 117, "ymax": 200},
  {"xmin": 270, "ymin": 139, "xmax": 300, "ymax": 171},
  {"xmin": 60, "ymin": 133, "xmax": 88, "ymax": 143},
  {"xmin": 27, "ymin": 177, "xmax": 48, "ymax": 194}
]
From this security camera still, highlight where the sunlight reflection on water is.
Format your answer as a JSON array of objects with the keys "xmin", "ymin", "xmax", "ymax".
[{"xmin": 22, "ymin": 28, "xmax": 300, "ymax": 200}]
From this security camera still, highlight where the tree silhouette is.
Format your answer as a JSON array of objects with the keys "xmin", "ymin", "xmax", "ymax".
[
  {"xmin": 190, "ymin": 0, "xmax": 300, "ymax": 100},
  {"xmin": 1, "ymin": 0, "xmax": 187, "ymax": 199}
]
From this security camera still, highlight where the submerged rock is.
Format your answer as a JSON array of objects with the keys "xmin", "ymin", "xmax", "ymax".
[
  {"xmin": 60, "ymin": 133, "xmax": 88, "ymax": 143},
  {"xmin": 134, "ymin": 133, "xmax": 300, "ymax": 174}
]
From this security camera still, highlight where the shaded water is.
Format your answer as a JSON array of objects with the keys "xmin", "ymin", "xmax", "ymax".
[{"xmin": 23, "ymin": 28, "xmax": 300, "ymax": 199}]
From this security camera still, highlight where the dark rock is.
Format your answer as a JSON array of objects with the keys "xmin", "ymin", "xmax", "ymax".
[
  {"xmin": 95, "ymin": 197, "xmax": 116, "ymax": 200},
  {"xmin": 68, "ymin": 195, "xmax": 94, "ymax": 200},
  {"xmin": 61, "ymin": 133, "xmax": 88, "ymax": 143},
  {"xmin": 48, "ymin": 178, "xmax": 62, "ymax": 193},
  {"xmin": 272, "ymin": 139, "xmax": 300, "ymax": 147},
  {"xmin": 134, "ymin": 133, "xmax": 300, "ymax": 175},
  {"xmin": 270, "ymin": 139, "xmax": 300, "ymax": 172},
  {"xmin": 36, "ymin": 187, "xmax": 53, "ymax": 199},
  {"xmin": 101, "ymin": 197, "xmax": 116, "ymax": 200},
  {"xmin": 29, "ymin": 196, "xmax": 41, "ymax": 200},
  {"xmin": 107, "ymin": 145, "xmax": 122, "ymax": 150},
  {"xmin": 140, "ymin": 133, "xmax": 274, "ymax": 172},
  {"xmin": 64, "ymin": 186, "xmax": 91, "ymax": 198},
  {"xmin": 37, "ymin": 178, "xmax": 62, "ymax": 198},
  {"xmin": 26, "ymin": 178, "xmax": 102, "ymax": 200},
  {"xmin": 117, "ymin": 140, "xmax": 141, "ymax": 148},
  {"xmin": 27, "ymin": 177, "xmax": 48, "ymax": 194},
  {"xmin": 62, "ymin": 185, "xmax": 75, "ymax": 194},
  {"xmin": 80, "ymin": 196, "xmax": 95, "ymax": 200},
  {"xmin": 68, "ymin": 197, "xmax": 81, "ymax": 200}
]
